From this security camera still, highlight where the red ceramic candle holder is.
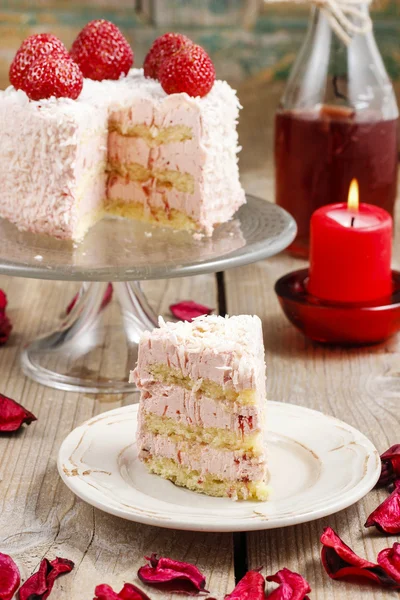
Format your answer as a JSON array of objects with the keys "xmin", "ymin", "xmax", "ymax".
[{"xmin": 275, "ymin": 268, "xmax": 400, "ymax": 345}]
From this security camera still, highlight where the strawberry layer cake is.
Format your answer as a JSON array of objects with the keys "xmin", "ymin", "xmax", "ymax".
[
  {"xmin": 132, "ymin": 314, "xmax": 269, "ymax": 501},
  {"xmin": 0, "ymin": 23, "xmax": 245, "ymax": 241}
]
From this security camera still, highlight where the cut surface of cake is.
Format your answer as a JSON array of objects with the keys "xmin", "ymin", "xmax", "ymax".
[
  {"xmin": 132, "ymin": 314, "xmax": 269, "ymax": 501},
  {"xmin": 0, "ymin": 69, "xmax": 245, "ymax": 240}
]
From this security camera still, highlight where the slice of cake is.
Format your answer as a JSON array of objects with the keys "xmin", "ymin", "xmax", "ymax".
[
  {"xmin": 0, "ymin": 27, "xmax": 245, "ymax": 240},
  {"xmin": 132, "ymin": 315, "xmax": 269, "ymax": 501}
]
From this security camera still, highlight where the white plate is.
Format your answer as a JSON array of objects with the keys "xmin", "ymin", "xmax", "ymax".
[{"xmin": 57, "ymin": 402, "xmax": 380, "ymax": 532}]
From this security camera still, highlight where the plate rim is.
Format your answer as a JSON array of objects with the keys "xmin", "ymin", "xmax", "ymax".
[{"xmin": 57, "ymin": 401, "xmax": 380, "ymax": 532}]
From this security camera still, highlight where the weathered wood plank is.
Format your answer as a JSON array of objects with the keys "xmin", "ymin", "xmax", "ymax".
[
  {"xmin": 226, "ymin": 74, "xmax": 400, "ymax": 596},
  {"xmin": 0, "ymin": 273, "xmax": 234, "ymax": 599},
  {"xmin": 224, "ymin": 252, "xmax": 400, "ymax": 598}
]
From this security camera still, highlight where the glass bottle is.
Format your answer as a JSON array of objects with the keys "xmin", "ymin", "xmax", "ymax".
[{"xmin": 275, "ymin": 5, "xmax": 399, "ymax": 258}]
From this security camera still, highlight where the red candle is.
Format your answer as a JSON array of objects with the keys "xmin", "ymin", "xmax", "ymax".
[{"xmin": 308, "ymin": 179, "xmax": 392, "ymax": 303}]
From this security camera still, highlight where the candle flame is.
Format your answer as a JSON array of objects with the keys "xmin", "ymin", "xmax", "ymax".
[{"xmin": 347, "ymin": 179, "xmax": 359, "ymax": 211}]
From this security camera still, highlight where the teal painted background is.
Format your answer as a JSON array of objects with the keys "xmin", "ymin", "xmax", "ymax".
[{"xmin": 0, "ymin": 0, "xmax": 399, "ymax": 88}]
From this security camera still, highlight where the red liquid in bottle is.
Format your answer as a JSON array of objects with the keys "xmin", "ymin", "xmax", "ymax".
[{"xmin": 275, "ymin": 106, "xmax": 399, "ymax": 257}]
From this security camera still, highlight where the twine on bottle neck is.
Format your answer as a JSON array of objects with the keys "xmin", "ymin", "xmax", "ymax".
[{"xmin": 264, "ymin": 0, "xmax": 372, "ymax": 45}]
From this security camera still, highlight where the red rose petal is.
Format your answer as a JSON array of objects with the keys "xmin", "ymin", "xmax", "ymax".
[
  {"xmin": 66, "ymin": 283, "xmax": 113, "ymax": 315},
  {"xmin": 19, "ymin": 557, "xmax": 74, "ymax": 600},
  {"xmin": 0, "ymin": 290, "xmax": 7, "ymax": 312},
  {"xmin": 138, "ymin": 554, "xmax": 208, "ymax": 595},
  {"xmin": 0, "ymin": 394, "xmax": 36, "ymax": 432},
  {"xmin": 170, "ymin": 301, "xmax": 213, "ymax": 322},
  {"xmin": 377, "ymin": 444, "xmax": 400, "ymax": 487},
  {"xmin": 0, "ymin": 315, "xmax": 12, "ymax": 345},
  {"xmin": 266, "ymin": 568, "xmax": 311, "ymax": 599},
  {"xmin": 365, "ymin": 481, "xmax": 400, "ymax": 534},
  {"xmin": 266, "ymin": 583, "xmax": 293, "ymax": 599},
  {"xmin": 0, "ymin": 290, "xmax": 12, "ymax": 345},
  {"xmin": 320, "ymin": 527, "xmax": 400, "ymax": 589},
  {"xmin": 224, "ymin": 570, "xmax": 265, "ymax": 599},
  {"xmin": 94, "ymin": 585, "xmax": 120, "ymax": 600},
  {"xmin": 94, "ymin": 583, "xmax": 152, "ymax": 600},
  {"xmin": 0, "ymin": 552, "xmax": 20, "ymax": 600},
  {"xmin": 377, "ymin": 543, "xmax": 400, "ymax": 586}
]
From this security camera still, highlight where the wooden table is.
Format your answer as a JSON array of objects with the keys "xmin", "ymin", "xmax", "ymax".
[{"xmin": 0, "ymin": 82, "xmax": 399, "ymax": 599}]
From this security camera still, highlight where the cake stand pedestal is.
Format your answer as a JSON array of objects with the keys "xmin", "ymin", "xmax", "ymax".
[{"xmin": 0, "ymin": 195, "xmax": 296, "ymax": 393}]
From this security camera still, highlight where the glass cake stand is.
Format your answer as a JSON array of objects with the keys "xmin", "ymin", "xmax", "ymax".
[{"xmin": 0, "ymin": 195, "xmax": 296, "ymax": 393}]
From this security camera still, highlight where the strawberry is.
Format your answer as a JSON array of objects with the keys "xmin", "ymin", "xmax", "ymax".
[
  {"xmin": 24, "ymin": 54, "xmax": 83, "ymax": 101},
  {"xmin": 143, "ymin": 32, "xmax": 192, "ymax": 80},
  {"xmin": 70, "ymin": 19, "xmax": 133, "ymax": 81},
  {"xmin": 159, "ymin": 44, "xmax": 215, "ymax": 98},
  {"xmin": 9, "ymin": 33, "xmax": 68, "ymax": 90}
]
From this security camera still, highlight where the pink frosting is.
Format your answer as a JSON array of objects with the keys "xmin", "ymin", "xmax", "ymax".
[
  {"xmin": 135, "ymin": 315, "xmax": 268, "ymax": 489},
  {"xmin": 106, "ymin": 91, "xmax": 241, "ymax": 233},
  {"xmin": 108, "ymin": 174, "xmax": 203, "ymax": 222},
  {"xmin": 138, "ymin": 382, "xmax": 261, "ymax": 434},
  {"xmin": 107, "ymin": 176, "xmax": 147, "ymax": 206},
  {"xmin": 138, "ymin": 430, "xmax": 267, "ymax": 482},
  {"xmin": 108, "ymin": 132, "xmax": 151, "ymax": 167},
  {"xmin": 110, "ymin": 97, "xmax": 155, "ymax": 128},
  {"xmin": 134, "ymin": 315, "xmax": 266, "ymax": 394},
  {"xmin": 0, "ymin": 70, "xmax": 245, "ymax": 240}
]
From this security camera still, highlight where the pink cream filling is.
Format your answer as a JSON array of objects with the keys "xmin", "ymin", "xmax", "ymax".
[
  {"xmin": 134, "ymin": 343, "xmax": 256, "ymax": 391},
  {"xmin": 106, "ymin": 132, "xmax": 203, "ymax": 223},
  {"xmin": 104, "ymin": 94, "xmax": 216, "ymax": 230},
  {"xmin": 139, "ymin": 382, "xmax": 260, "ymax": 434},
  {"xmin": 110, "ymin": 99, "xmax": 155, "ymax": 129},
  {"xmin": 107, "ymin": 175, "xmax": 203, "ymax": 222},
  {"xmin": 107, "ymin": 176, "xmax": 148, "ymax": 206},
  {"xmin": 108, "ymin": 132, "xmax": 151, "ymax": 167},
  {"xmin": 138, "ymin": 431, "xmax": 267, "ymax": 482},
  {"xmin": 108, "ymin": 132, "xmax": 202, "ymax": 176}
]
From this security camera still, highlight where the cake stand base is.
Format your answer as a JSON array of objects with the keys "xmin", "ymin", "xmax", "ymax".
[
  {"xmin": 275, "ymin": 268, "xmax": 400, "ymax": 345},
  {"xmin": 20, "ymin": 281, "xmax": 158, "ymax": 394},
  {"xmin": 7, "ymin": 197, "xmax": 296, "ymax": 393}
]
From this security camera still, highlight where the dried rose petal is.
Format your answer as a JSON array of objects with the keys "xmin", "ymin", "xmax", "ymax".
[
  {"xmin": 224, "ymin": 570, "xmax": 265, "ymax": 599},
  {"xmin": 66, "ymin": 283, "xmax": 113, "ymax": 315},
  {"xmin": 138, "ymin": 554, "xmax": 208, "ymax": 595},
  {"xmin": 377, "ymin": 445, "xmax": 400, "ymax": 487},
  {"xmin": 94, "ymin": 585, "xmax": 120, "ymax": 600},
  {"xmin": 266, "ymin": 583, "xmax": 293, "ymax": 599},
  {"xmin": 377, "ymin": 543, "xmax": 400, "ymax": 586},
  {"xmin": 320, "ymin": 527, "xmax": 400, "ymax": 589},
  {"xmin": 365, "ymin": 481, "xmax": 400, "ymax": 534},
  {"xmin": 0, "ymin": 290, "xmax": 7, "ymax": 312},
  {"xmin": 0, "ymin": 315, "xmax": 12, "ymax": 345},
  {"xmin": 0, "ymin": 290, "xmax": 12, "ymax": 345},
  {"xmin": 170, "ymin": 301, "xmax": 213, "ymax": 322},
  {"xmin": 19, "ymin": 557, "xmax": 74, "ymax": 600},
  {"xmin": 0, "ymin": 552, "xmax": 20, "ymax": 600},
  {"xmin": 0, "ymin": 394, "xmax": 36, "ymax": 432},
  {"xmin": 94, "ymin": 583, "xmax": 152, "ymax": 600},
  {"xmin": 266, "ymin": 568, "xmax": 311, "ymax": 599}
]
